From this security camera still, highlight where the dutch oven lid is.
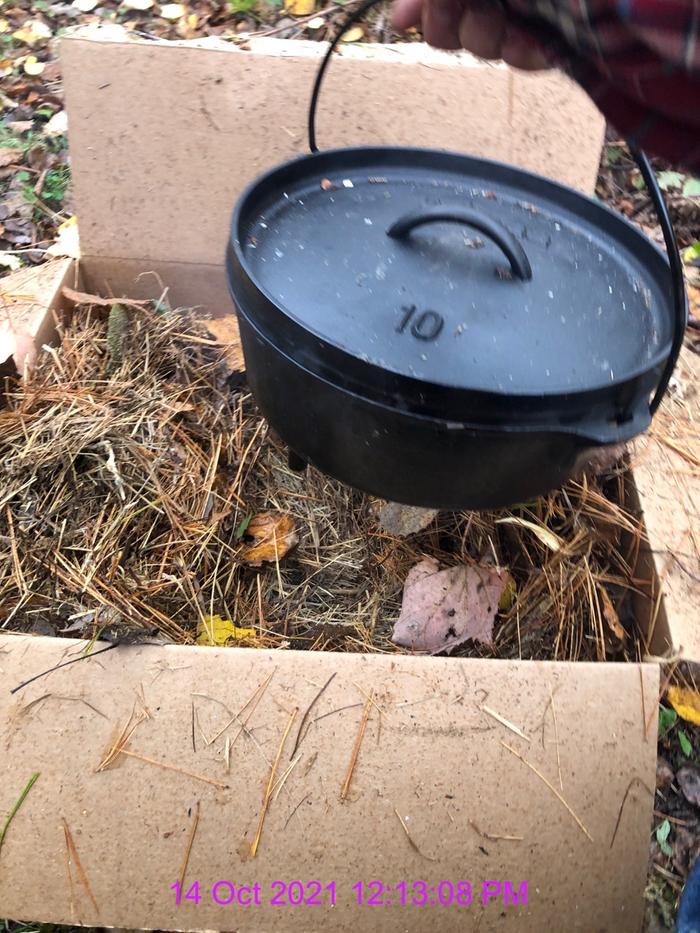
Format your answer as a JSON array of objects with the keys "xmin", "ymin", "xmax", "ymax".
[{"xmin": 231, "ymin": 147, "xmax": 673, "ymax": 399}]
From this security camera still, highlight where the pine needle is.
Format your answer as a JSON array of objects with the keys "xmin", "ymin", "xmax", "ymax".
[
  {"xmin": 501, "ymin": 741, "xmax": 593, "ymax": 842},
  {"xmin": 250, "ymin": 707, "xmax": 298, "ymax": 858},
  {"xmin": 340, "ymin": 690, "xmax": 373, "ymax": 801},
  {"xmin": 0, "ymin": 772, "xmax": 40, "ymax": 860}
]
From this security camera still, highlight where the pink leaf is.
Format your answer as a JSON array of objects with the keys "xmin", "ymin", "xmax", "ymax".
[{"xmin": 391, "ymin": 557, "xmax": 508, "ymax": 654}]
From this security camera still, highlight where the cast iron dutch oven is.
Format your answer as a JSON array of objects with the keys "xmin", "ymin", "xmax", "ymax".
[{"xmin": 226, "ymin": 1, "xmax": 687, "ymax": 511}]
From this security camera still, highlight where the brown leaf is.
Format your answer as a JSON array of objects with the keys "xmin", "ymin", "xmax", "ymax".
[
  {"xmin": 240, "ymin": 511, "xmax": 298, "ymax": 566},
  {"xmin": 0, "ymin": 148, "xmax": 23, "ymax": 168},
  {"xmin": 203, "ymin": 314, "xmax": 245, "ymax": 375},
  {"xmin": 391, "ymin": 557, "xmax": 508, "ymax": 653},
  {"xmin": 598, "ymin": 585, "xmax": 625, "ymax": 641},
  {"xmin": 677, "ymin": 764, "xmax": 700, "ymax": 807},
  {"xmin": 377, "ymin": 502, "xmax": 438, "ymax": 537},
  {"xmin": 61, "ymin": 285, "xmax": 150, "ymax": 310}
]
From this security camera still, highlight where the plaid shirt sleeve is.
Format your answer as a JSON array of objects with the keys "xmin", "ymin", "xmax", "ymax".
[{"xmin": 503, "ymin": 0, "xmax": 700, "ymax": 170}]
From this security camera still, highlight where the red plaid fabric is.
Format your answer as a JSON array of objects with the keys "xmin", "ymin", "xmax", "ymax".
[{"xmin": 504, "ymin": 0, "xmax": 700, "ymax": 169}]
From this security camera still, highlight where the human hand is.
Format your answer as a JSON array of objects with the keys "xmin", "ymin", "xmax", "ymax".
[{"xmin": 391, "ymin": 0, "xmax": 551, "ymax": 70}]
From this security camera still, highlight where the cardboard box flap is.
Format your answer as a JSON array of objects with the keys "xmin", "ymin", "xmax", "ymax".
[
  {"xmin": 59, "ymin": 29, "xmax": 604, "ymax": 269},
  {"xmin": 1, "ymin": 634, "xmax": 657, "ymax": 932}
]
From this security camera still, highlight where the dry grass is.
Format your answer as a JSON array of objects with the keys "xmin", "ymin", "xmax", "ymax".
[{"xmin": 0, "ymin": 302, "xmax": 648, "ymax": 662}]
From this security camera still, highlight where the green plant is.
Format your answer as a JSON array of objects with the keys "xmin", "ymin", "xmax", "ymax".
[
  {"xmin": 679, "ymin": 728, "xmax": 693, "ymax": 758},
  {"xmin": 228, "ymin": 0, "xmax": 257, "ymax": 14},
  {"xmin": 656, "ymin": 818, "xmax": 673, "ymax": 857},
  {"xmin": 658, "ymin": 705, "xmax": 678, "ymax": 738}
]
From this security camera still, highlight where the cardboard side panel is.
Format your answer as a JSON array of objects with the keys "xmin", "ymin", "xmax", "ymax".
[
  {"xmin": 80, "ymin": 256, "xmax": 231, "ymax": 316},
  {"xmin": 0, "ymin": 636, "xmax": 656, "ymax": 932},
  {"xmin": 0, "ymin": 258, "xmax": 76, "ymax": 375},
  {"xmin": 60, "ymin": 33, "xmax": 604, "ymax": 268},
  {"xmin": 632, "ymin": 346, "xmax": 700, "ymax": 659}
]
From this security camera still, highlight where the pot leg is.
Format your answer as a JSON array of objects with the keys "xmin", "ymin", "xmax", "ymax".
[{"xmin": 288, "ymin": 449, "xmax": 308, "ymax": 473}]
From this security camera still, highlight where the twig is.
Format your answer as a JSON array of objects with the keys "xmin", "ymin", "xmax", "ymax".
[
  {"xmin": 178, "ymin": 801, "xmax": 200, "ymax": 889},
  {"xmin": 0, "ymin": 772, "xmax": 39, "ymax": 860},
  {"xmin": 610, "ymin": 776, "xmax": 654, "ymax": 849},
  {"xmin": 548, "ymin": 686, "xmax": 563, "ymax": 791},
  {"xmin": 191, "ymin": 700, "xmax": 196, "ymax": 753},
  {"xmin": 62, "ymin": 818, "xmax": 100, "ymax": 917},
  {"xmin": 394, "ymin": 807, "xmax": 437, "ymax": 861},
  {"xmin": 119, "ymin": 750, "xmax": 228, "ymax": 788},
  {"xmin": 10, "ymin": 642, "xmax": 119, "ymax": 695},
  {"xmin": 340, "ymin": 691, "xmax": 373, "ymax": 801},
  {"xmin": 250, "ymin": 707, "xmax": 298, "ymax": 858},
  {"xmin": 290, "ymin": 672, "xmax": 336, "ymax": 759},
  {"xmin": 481, "ymin": 704, "xmax": 530, "ymax": 742},
  {"xmin": 501, "ymin": 741, "xmax": 593, "ymax": 842}
]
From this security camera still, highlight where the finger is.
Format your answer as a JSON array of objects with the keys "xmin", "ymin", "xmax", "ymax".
[
  {"xmin": 501, "ymin": 28, "xmax": 551, "ymax": 70},
  {"xmin": 457, "ymin": 3, "xmax": 506, "ymax": 60},
  {"xmin": 422, "ymin": 0, "xmax": 466, "ymax": 50},
  {"xmin": 391, "ymin": 0, "xmax": 423, "ymax": 31}
]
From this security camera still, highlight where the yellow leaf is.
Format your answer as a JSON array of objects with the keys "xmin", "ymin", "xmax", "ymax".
[
  {"xmin": 498, "ymin": 574, "xmax": 517, "ymax": 611},
  {"xmin": 667, "ymin": 686, "xmax": 700, "ymax": 726},
  {"xmin": 23, "ymin": 55, "xmax": 45, "ymax": 76},
  {"xmin": 495, "ymin": 516, "xmax": 562, "ymax": 552},
  {"xmin": 240, "ymin": 511, "xmax": 298, "ymax": 566},
  {"xmin": 12, "ymin": 20, "xmax": 52, "ymax": 45},
  {"xmin": 0, "ymin": 18, "xmax": 10, "ymax": 33},
  {"xmin": 340, "ymin": 25, "xmax": 364, "ymax": 41},
  {"xmin": 196, "ymin": 614, "xmax": 256, "ymax": 647},
  {"xmin": 285, "ymin": 0, "xmax": 315, "ymax": 14},
  {"xmin": 47, "ymin": 216, "xmax": 80, "ymax": 260}
]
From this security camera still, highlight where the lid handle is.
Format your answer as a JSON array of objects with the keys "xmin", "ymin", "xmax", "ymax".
[{"xmin": 387, "ymin": 207, "xmax": 533, "ymax": 281}]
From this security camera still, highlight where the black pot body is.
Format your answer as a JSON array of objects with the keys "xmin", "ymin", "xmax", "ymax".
[{"xmin": 237, "ymin": 307, "xmax": 611, "ymax": 510}]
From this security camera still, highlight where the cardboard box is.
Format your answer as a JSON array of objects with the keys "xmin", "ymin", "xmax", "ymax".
[{"xmin": 1, "ymin": 27, "xmax": 690, "ymax": 933}]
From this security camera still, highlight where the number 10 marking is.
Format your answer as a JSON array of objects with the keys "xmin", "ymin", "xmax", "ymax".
[{"xmin": 396, "ymin": 305, "xmax": 444, "ymax": 342}]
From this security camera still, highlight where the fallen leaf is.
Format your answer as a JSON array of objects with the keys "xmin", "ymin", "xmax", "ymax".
[
  {"xmin": 657, "ymin": 170, "xmax": 685, "ymax": 191},
  {"xmin": 23, "ymin": 56, "xmax": 45, "ymax": 77},
  {"xmin": 285, "ymin": 0, "xmax": 315, "ymax": 14},
  {"xmin": 498, "ymin": 573, "xmax": 517, "ymax": 611},
  {"xmin": 203, "ymin": 314, "xmax": 245, "ymax": 374},
  {"xmin": 656, "ymin": 756, "xmax": 674, "ymax": 790},
  {"xmin": 12, "ymin": 20, "xmax": 52, "ymax": 45},
  {"xmin": 598, "ymin": 585, "xmax": 625, "ymax": 640},
  {"xmin": 679, "ymin": 729, "xmax": 693, "ymax": 759},
  {"xmin": 0, "ymin": 149, "xmax": 23, "ymax": 168},
  {"xmin": 72, "ymin": 0, "xmax": 99, "ymax": 9},
  {"xmin": 46, "ymin": 216, "xmax": 80, "ymax": 259},
  {"xmin": 43, "ymin": 110, "xmax": 68, "ymax": 137},
  {"xmin": 391, "ymin": 557, "xmax": 508, "ymax": 653},
  {"xmin": 307, "ymin": 15, "xmax": 325, "ymax": 27},
  {"xmin": 672, "ymin": 825, "xmax": 700, "ymax": 877},
  {"xmin": 684, "ymin": 178, "xmax": 700, "ymax": 198},
  {"xmin": 667, "ymin": 686, "xmax": 700, "ymax": 726},
  {"xmin": 677, "ymin": 764, "xmax": 700, "ymax": 807},
  {"xmin": 196, "ymin": 614, "xmax": 256, "ymax": 647},
  {"xmin": 122, "ymin": 0, "xmax": 154, "ymax": 9},
  {"xmin": 0, "ymin": 252, "xmax": 21, "ymax": 271},
  {"xmin": 159, "ymin": 2, "xmax": 185, "ymax": 18},
  {"xmin": 378, "ymin": 502, "xmax": 438, "ymax": 537},
  {"xmin": 0, "ymin": 18, "xmax": 9, "ymax": 33},
  {"xmin": 240, "ymin": 511, "xmax": 298, "ymax": 566},
  {"xmin": 340, "ymin": 25, "xmax": 364, "ymax": 41},
  {"xmin": 496, "ymin": 516, "xmax": 562, "ymax": 552}
]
